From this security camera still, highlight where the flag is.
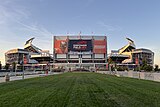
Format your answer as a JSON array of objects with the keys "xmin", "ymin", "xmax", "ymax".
[{"xmin": 79, "ymin": 31, "xmax": 81, "ymax": 39}]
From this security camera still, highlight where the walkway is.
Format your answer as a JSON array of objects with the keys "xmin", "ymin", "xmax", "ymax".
[{"xmin": 0, "ymin": 72, "xmax": 62, "ymax": 83}]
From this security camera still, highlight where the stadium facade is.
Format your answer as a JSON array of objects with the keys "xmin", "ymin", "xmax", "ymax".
[
  {"xmin": 108, "ymin": 38, "xmax": 154, "ymax": 70},
  {"xmin": 5, "ymin": 35, "xmax": 154, "ymax": 71},
  {"xmin": 53, "ymin": 36, "xmax": 108, "ymax": 71},
  {"xmin": 5, "ymin": 38, "xmax": 53, "ymax": 71}
]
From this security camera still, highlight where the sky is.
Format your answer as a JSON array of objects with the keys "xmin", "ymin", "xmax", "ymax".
[{"xmin": 0, "ymin": 0, "xmax": 160, "ymax": 65}]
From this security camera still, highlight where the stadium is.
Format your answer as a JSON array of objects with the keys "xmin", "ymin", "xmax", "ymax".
[
  {"xmin": 108, "ymin": 38, "xmax": 154, "ymax": 70},
  {"xmin": 5, "ymin": 38, "xmax": 53, "ymax": 71},
  {"xmin": 5, "ymin": 35, "xmax": 154, "ymax": 72},
  {"xmin": 5, "ymin": 35, "xmax": 108, "ymax": 72},
  {"xmin": 53, "ymin": 36, "xmax": 107, "ymax": 71}
]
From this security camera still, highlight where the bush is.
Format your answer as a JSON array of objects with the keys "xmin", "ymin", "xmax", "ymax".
[
  {"xmin": 117, "ymin": 66, "xmax": 128, "ymax": 71},
  {"xmin": 140, "ymin": 65, "xmax": 153, "ymax": 72}
]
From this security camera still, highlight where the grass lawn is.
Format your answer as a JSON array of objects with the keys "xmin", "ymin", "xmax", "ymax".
[{"xmin": 0, "ymin": 72, "xmax": 160, "ymax": 107}]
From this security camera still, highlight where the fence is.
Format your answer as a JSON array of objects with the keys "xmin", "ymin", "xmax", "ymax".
[
  {"xmin": 97, "ymin": 71, "xmax": 160, "ymax": 82},
  {"xmin": 0, "ymin": 71, "xmax": 44, "ymax": 77}
]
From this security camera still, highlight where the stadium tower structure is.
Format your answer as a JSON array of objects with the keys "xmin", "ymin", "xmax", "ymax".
[
  {"xmin": 108, "ymin": 38, "xmax": 154, "ymax": 70},
  {"xmin": 5, "ymin": 38, "xmax": 53, "ymax": 71},
  {"xmin": 24, "ymin": 38, "xmax": 53, "ymax": 64}
]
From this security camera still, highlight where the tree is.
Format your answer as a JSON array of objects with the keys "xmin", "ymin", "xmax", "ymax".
[
  {"xmin": 108, "ymin": 58, "xmax": 117, "ymax": 71},
  {"xmin": 0, "ymin": 61, "xmax": 2, "ymax": 70},
  {"xmin": 108, "ymin": 58, "xmax": 112, "ymax": 71},
  {"xmin": 4, "ymin": 63, "xmax": 10, "ymax": 70},
  {"xmin": 154, "ymin": 64, "xmax": 159, "ymax": 72},
  {"xmin": 140, "ymin": 58, "xmax": 147, "ymax": 70},
  {"xmin": 140, "ymin": 58, "xmax": 153, "ymax": 72},
  {"xmin": 108, "ymin": 58, "xmax": 113, "ymax": 64},
  {"xmin": 12, "ymin": 62, "xmax": 16, "ymax": 72},
  {"xmin": 145, "ymin": 65, "xmax": 153, "ymax": 72}
]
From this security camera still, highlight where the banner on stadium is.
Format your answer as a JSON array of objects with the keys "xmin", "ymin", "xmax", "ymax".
[
  {"xmin": 23, "ymin": 55, "xmax": 28, "ymax": 64},
  {"xmin": 68, "ymin": 40, "xmax": 92, "ymax": 52},
  {"xmin": 54, "ymin": 40, "xmax": 68, "ymax": 54},
  {"xmin": 135, "ymin": 57, "xmax": 139, "ymax": 65},
  {"xmin": 93, "ymin": 40, "xmax": 107, "ymax": 53}
]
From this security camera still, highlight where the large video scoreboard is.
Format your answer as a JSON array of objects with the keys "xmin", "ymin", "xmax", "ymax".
[
  {"xmin": 68, "ymin": 40, "xmax": 92, "ymax": 52},
  {"xmin": 53, "ymin": 36, "xmax": 107, "ymax": 55}
]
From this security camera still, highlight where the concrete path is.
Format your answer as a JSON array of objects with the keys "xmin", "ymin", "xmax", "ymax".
[{"xmin": 0, "ymin": 72, "xmax": 63, "ymax": 83}]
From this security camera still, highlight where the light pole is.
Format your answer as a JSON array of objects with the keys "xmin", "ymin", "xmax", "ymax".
[
  {"xmin": 15, "ymin": 63, "xmax": 17, "ymax": 77},
  {"xmin": 22, "ymin": 54, "xmax": 24, "ymax": 79}
]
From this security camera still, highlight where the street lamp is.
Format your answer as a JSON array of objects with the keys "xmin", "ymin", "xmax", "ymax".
[
  {"xmin": 22, "ymin": 54, "xmax": 24, "ymax": 79},
  {"xmin": 20, "ymin": 54, "xmax": 24, "ymax": 79}
]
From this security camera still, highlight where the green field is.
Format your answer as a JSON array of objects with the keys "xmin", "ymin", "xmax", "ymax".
[{"xmin": 0, "ymin": 72, "xmax": 160, "ymax": 107}]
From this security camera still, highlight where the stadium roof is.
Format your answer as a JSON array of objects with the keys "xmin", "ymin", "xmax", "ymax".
[
  {"xmin": 119, "ymin": 38, "xmax": 136, "ymax": 54},
  {"xmin": 24, "ymin": 38, "xmax": 42, "ymax": 54}
]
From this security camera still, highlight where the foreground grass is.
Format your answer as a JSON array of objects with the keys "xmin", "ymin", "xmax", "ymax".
[{"xmin": 0, "ymin": 72, "xmax": 160, "ymax": 107}]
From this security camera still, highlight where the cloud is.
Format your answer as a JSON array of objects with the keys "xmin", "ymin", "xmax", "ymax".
[
  {"xmin": 0, "ymin": 0, "xmax": 30, "ymax": 24},
  {"xmin": 0, "ymin": 0, "xmax": 53, "ymax": 41},
  {"xmin": 97, "ymin": 21, "xmax": 122, "ymax": 32},
  {"xmin": 16, "ymin": 20, "xmax": 53, "ymax": 38},
  {"xmin": 0, "ymin": 0, "xmax": 53, "ymax": 65}
]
